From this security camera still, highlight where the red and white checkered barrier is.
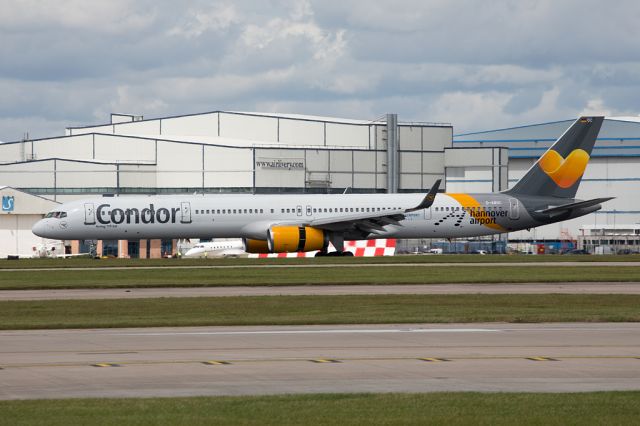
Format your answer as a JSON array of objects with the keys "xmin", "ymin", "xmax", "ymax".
[{"xmin": 248, "ymin": 239, "xmax": 396, "ymax": 258}]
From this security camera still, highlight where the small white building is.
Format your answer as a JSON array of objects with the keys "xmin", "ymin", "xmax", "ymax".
[{"xmin": 0, "ymin": 186, "xmax": 60, "ymax": 257}]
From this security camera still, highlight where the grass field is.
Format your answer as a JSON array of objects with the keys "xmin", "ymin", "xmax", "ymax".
[
  {"xmin": 2, "ymin": 392, "xmax": 639, "ymax": 425},
  {"xmin": 1, "ymin": 294, "xmax": 638, "ymax": 329},
  {"xmin": 0, "ymin": 264, "xmax": 639, "ymax": 290},
  {"xmin": 1, "ymin": 253, "xmax": 640, "ymax": 269}
]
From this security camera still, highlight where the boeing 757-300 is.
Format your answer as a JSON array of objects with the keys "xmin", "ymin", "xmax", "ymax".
[{"xmin": 33, "ymin": 116, "xmax": 612, "ymax": 256}]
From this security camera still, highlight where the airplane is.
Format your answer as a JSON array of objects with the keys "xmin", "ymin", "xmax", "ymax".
[
  {"xmin": 7, "ymin": 241, "xmax": 90, "ymax": 259},
  {"xmin": 183, "ymin": 239, "xmax": 246, "ymax": 258},
  {"xmin": 32, "ymin": 116, "xmax": 613, "ymax": 257}
]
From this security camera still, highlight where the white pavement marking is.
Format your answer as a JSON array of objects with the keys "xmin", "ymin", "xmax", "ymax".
[{"xmin": 116, "ymin": 328, "xmax": 502, "ymax": 337}]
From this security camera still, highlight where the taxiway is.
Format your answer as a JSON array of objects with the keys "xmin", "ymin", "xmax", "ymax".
[
  {"xmin": 1, "ymin": 282, "xmax": 640, "ymax": 300},
  {"xmin": 1, "ymin": 323, "xmax": 638, "ymax": 400}
]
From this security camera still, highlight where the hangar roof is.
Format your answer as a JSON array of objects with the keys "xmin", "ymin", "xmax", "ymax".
[{"xmin": 453, "ymin": 116, "xmax": 640, "ymax": 158}]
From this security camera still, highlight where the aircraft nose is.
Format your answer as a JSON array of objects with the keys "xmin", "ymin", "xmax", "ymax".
[{"xmin": 32, "ymin": 219, "xmax": 52, "ymax": 237}]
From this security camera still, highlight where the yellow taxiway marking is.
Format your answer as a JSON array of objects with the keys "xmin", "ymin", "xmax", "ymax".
[
  {"xmin": 202, "ymin": 361, "xmax": 230, "ymax": 365},
  {"xmin": 2, "ymin": 355, "xmax": 638, "ymax": 369}
]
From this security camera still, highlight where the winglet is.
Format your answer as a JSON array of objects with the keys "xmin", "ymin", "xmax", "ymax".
[{"xmin": 406, "ymin": 179, "xmax": 441, "ymax": 213}]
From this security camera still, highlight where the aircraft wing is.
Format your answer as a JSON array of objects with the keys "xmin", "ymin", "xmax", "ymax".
[
  {"xmin": 536, "ymin": 197, "xmax": 614, "ymax": 216},
  {"xmin": 306, "ymin": 179, "xmax": 441, "ymax": 235},
  {"xmin": 309, "ymin": 210, "xmax": 406, "ymax": 234}
]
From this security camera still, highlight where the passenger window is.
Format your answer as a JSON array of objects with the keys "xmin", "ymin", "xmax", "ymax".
[
  {"xmin": 244, "ymin": 209, "xmax": 247, "ymax": 214},
  {"xmin": 233, "ymin": 209, "xmax": 237, "ymax": 214}
]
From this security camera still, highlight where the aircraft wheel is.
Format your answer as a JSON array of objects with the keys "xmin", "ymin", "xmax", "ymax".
[
  {"xmin": 341, "ymin": 251, "xmax": 354, "ymax": 257},
  {"xmin": 315, "ymin": 251, "xmax": 327, "ymax": 257}
]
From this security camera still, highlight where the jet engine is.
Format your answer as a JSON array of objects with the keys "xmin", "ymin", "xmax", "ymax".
[
  {"xmin": 243, "ymin": 238, "xmax": 270, "ymax": 254},
  {"xmin": 268, "ymin": 226, "xmax": 328, "ymax": 253}
]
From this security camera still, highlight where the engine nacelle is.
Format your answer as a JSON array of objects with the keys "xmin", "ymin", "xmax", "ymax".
[
  {"xmin": 268, "ymin": 226, "xmax": 328, "ymax": 253},
  {"xmin": 243, "ymin": 238, "xmax": 270, "ymax": 254}
]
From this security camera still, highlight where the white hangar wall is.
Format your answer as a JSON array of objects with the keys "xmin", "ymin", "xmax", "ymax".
[
  {"xmin": 1, "ymin": 111, "xmax": 452, "ymax": 201},
  {"xmin": 0, "ymin": 186, "xmax": 60, "ymax": 258},
  {"xmin": 454, "ymin": 117, "xmax": 640, "ymax": 240}
]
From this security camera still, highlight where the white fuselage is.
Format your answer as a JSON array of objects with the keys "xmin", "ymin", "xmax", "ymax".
[{"xmin": 32, "ymin": 192, "xmax": 529, "ymax": 242}]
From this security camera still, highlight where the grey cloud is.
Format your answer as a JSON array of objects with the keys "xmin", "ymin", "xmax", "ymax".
[{"xmin": 1, "ymin": 0, "xmax": 640, "ymax": 141}]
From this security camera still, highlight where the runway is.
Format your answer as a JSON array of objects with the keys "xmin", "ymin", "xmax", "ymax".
[
  {"xmin": 2, "ymin": 261, "xmax": 640, "ymax": 272},
  {"xmin": 1, "ymin": 323, "xmax": 638, "ymax": 399},
  {"xmin": 2, "ymin": 282, "xmax": 640, "ymax": 300}
]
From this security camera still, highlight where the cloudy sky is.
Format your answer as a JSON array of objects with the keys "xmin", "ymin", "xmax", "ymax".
[{"xmin": 1, "ymin": 0, "xmax": 639, "ymax": 141}]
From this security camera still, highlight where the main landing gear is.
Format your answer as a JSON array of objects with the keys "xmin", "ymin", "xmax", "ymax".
[
  {"xmin": 314, "ymin": 250, "xmax": 354, "ymax": 257},
  {"xmin": 316, "ymin": 232, "xmax": 353, "ymax": 257}
]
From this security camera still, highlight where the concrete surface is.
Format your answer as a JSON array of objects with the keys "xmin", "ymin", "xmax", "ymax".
[
  {"xmin": 1, "ymin": 323, "xmax": 638, "ymax": 399},
  {"xmin": 1, "ymin": 282, "xmax": 640, "ymax": 300}
]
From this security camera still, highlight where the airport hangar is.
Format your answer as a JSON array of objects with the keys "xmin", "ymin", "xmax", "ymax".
[{"xmin": 1, "ymin": 111, "xmax": 638, "ymax": 258}]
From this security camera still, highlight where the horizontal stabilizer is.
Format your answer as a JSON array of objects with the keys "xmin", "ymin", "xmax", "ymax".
[{"xmin": 536, "ymin": 197, "xmax": 614, "ymax": 216}]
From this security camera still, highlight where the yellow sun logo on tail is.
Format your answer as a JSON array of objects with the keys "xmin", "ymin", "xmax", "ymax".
[{"xmin": 538, "ymin": 149, "xmax": 590, "ymax": 188}]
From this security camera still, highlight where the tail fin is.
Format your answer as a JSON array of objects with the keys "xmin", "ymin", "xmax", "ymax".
[{"xmin": 506, "ymin": 116, "xmax": 604, "ymax": 198}]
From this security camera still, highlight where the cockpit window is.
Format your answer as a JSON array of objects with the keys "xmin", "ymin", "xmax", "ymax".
[{"xmin": 45, "ymin": 211, "xmax": 67, "ymax": 219}]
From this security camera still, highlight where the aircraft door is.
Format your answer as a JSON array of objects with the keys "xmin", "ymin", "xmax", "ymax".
[
  {"xmin": 180, "ymin": 202, "xmax": 192, "ymax": 223},
  {"xmin": 306, "ymin": 205, "xmax": 312, "ymax": 216},
  {"xmin": 509, "ymin": 198, "xmax": 520, "ymax": 220},
  {"xmin": 424, "ymin": 207, "xmax": 432, "ymax": 220},
  {"xmin": 296, "ymin": 205, "xmax": 303, "ymax": 216},
  {"xmin": 84, "ymin": 203, "xmax": 95, "ymax": 225}
]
